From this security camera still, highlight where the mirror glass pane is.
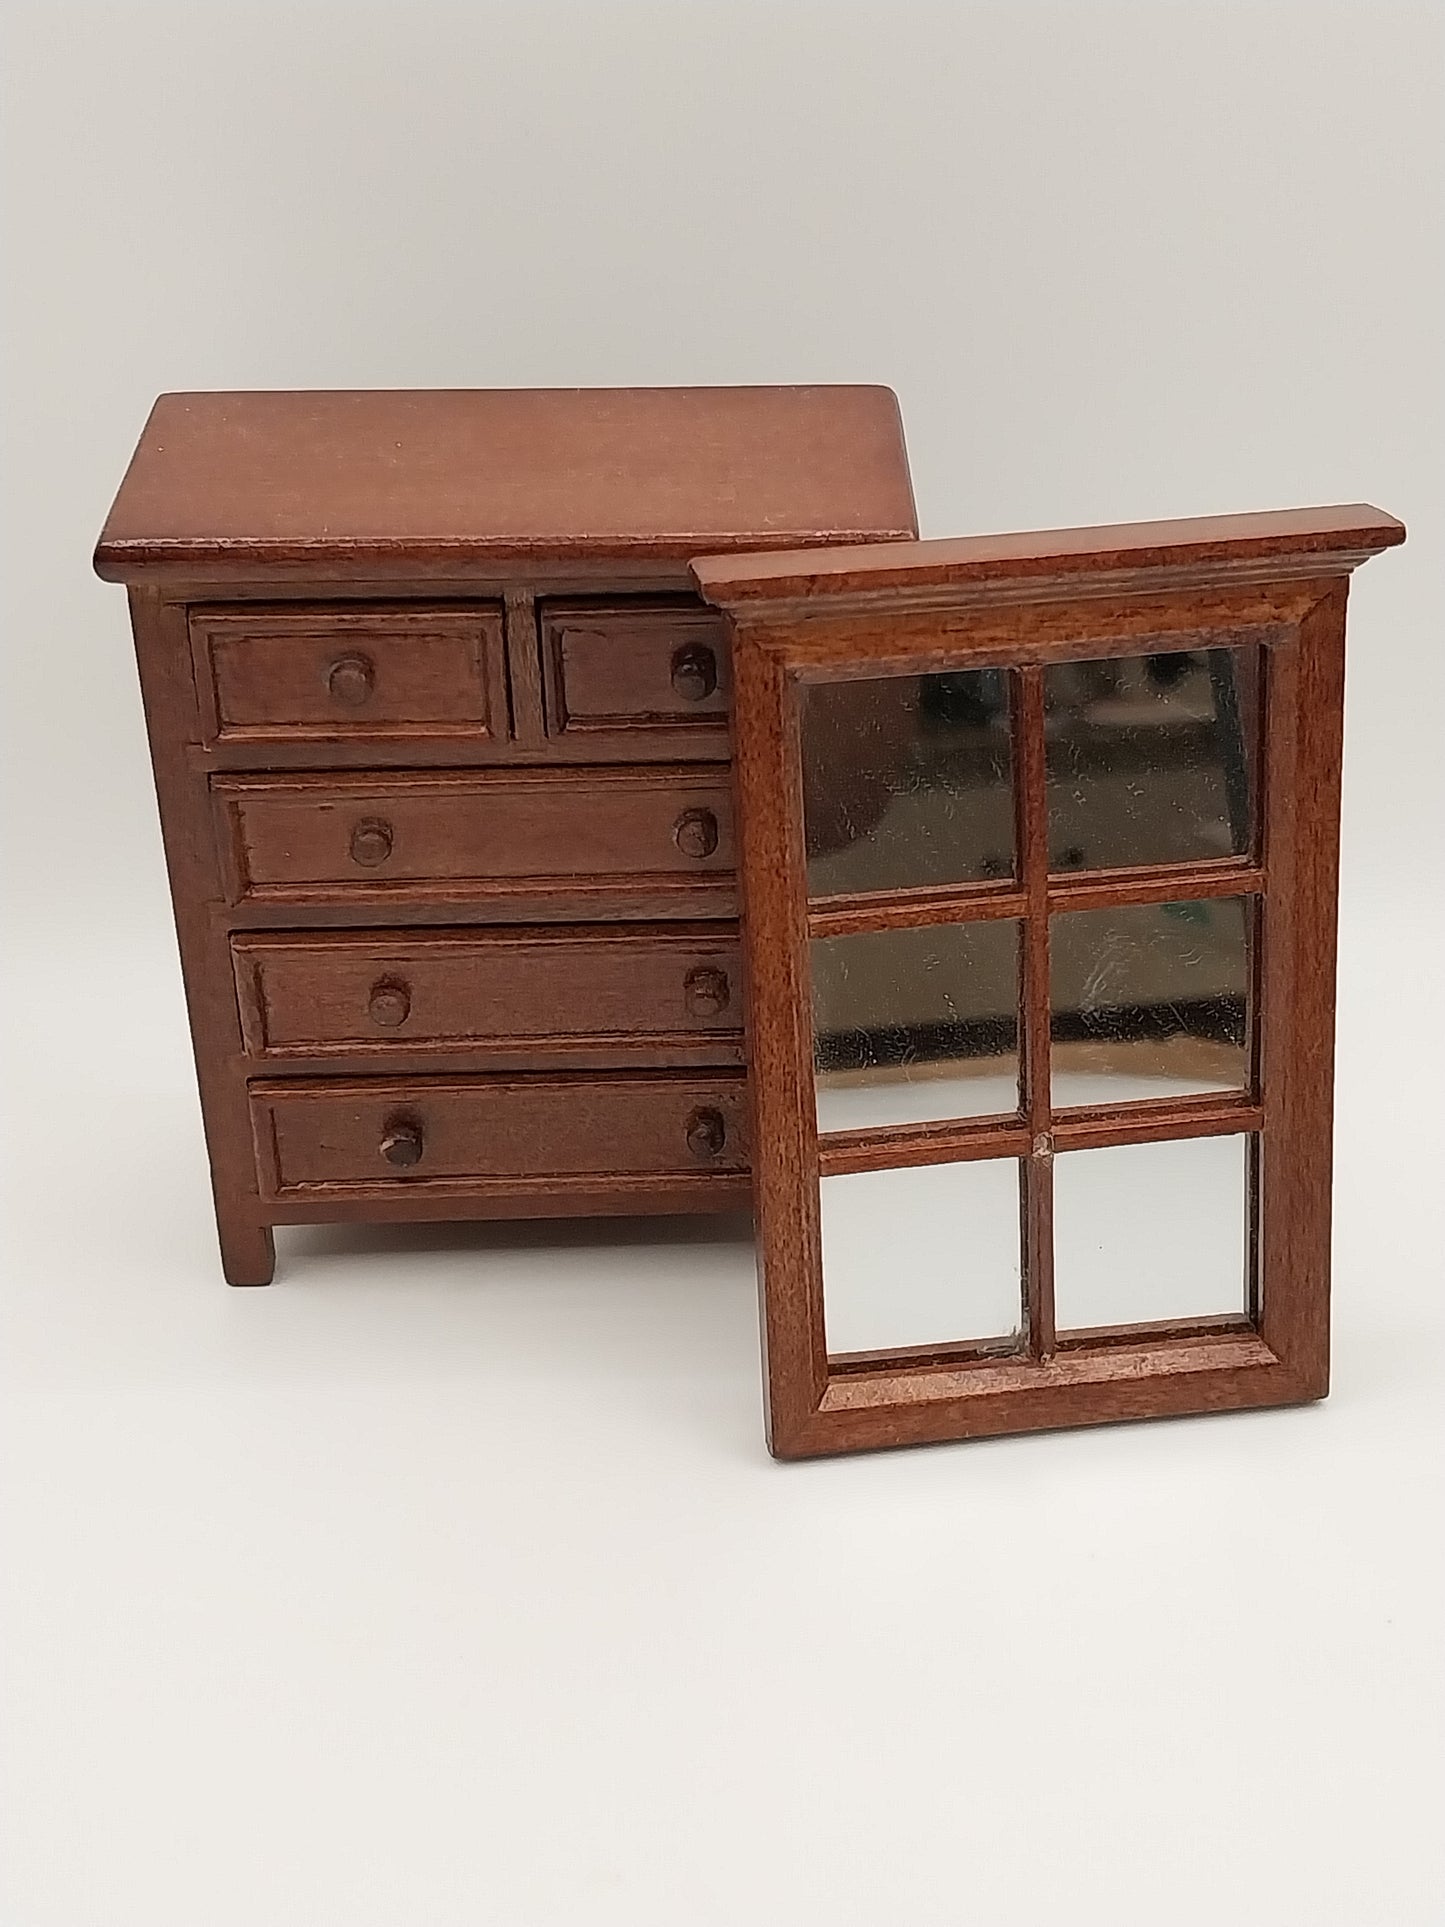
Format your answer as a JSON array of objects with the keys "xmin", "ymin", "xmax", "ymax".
[
  {"xmin": 1045, "ymin": 647, "xmax": 1257, "ymax": 871},
  {"xmin": 813, "ymin": 919, "xmax": 1021, "ymax": 1131},
  {"xmin": 1052, "ymin": 1134, "xmax": 1251, "ymax": 1332},
  {"xmin": 1051, "ymin": 896, "xmax": 1250, "ymax": 1107},
  {"xmin": 802, "ymin": 671, "xmax": 1014, "ymax": 896},
  {"xmin": 821, "ymin": 1158, "xmax": 1023, "ymax": 1358}
]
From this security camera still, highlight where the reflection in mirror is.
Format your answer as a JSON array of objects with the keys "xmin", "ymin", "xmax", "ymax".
[
  {"xmin": 1045, "ymin": 647, "xmax": 1257, "ymax": 871},
  {"xmin": 1051, "ymin": 897, "xmax": 1250, "ymax": 1108},
  {"xmin": 820, "ymin": 1158, "xmax": 1023, "ymax": 1358},
  {"xmin": 1053, "ymin": 1134, "xmax": 1251, "ymax": 1332},
  {"xmin": 813, "ymin": 919, "xmax": 1020, "ymax": 1131},
  {"xmin": 802, "ymin": 672, "xmax": 1014, "ymax": 896}
]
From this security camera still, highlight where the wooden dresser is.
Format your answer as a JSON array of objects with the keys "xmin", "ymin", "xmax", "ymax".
[{"xmin": 95, "ymin": 387, "xmax": 917, "ymax": 1283}]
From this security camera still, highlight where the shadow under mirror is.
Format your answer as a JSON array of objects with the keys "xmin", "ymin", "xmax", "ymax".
[
  {"xmin": 1052, "ymin": 1134, "xmax": 1251, "ymax": 1333},
  {"xmin": 1045, "ymin": 647, "xmax": 1258, "ymax": 871},
  {"xmin": 813, "ymin": 919, "xmax": 1021, "ymax": 1131},
  {"xmin": 802, "ymin": 671, "xmax": 1014, "ymax": 896},
  {"xmin": 1051, "ymin": 896, "xmax": 1250, "ymax": 1108},
  {"xmin": 820, "ymin": 1157, "xmax": 1024, "ymax": 1359}
]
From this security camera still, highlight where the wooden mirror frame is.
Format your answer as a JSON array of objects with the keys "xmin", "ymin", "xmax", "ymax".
[{"xmin": 694, "ymin": 507, "xmax": 1404, "ymax": 1458}]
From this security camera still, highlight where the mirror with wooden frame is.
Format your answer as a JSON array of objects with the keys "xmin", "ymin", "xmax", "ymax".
[{"xmin": 693, "ymin": 507, "xmax": 1404, "ymax": 1458}]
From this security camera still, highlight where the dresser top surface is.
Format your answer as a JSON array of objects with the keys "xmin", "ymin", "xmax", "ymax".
[{"xmin": 95, "ymin": 385, "xmax": 917, "ymax": 582}]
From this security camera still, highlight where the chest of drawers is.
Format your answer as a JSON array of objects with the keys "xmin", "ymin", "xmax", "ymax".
[{"xmin": 95, "ymin": 386, "xmax": 917, "ymax": 1282}]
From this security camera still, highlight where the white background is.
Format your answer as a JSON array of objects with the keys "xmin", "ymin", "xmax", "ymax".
[{"xmin": 3, "ymin": 4, "xmax": 1442, "ymax": 1922}]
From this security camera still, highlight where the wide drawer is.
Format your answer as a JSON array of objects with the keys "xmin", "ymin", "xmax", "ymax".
[
  {"xmin": 251, "ymin": 1072, "xmax": 750, "ymax": 1199},
  {"xmin": 540, "ymin": 598, "xmax": 729, "ymax": 750},
  {"xmin": 191, "ymin": 603, "xmax": 507, "ymax": 746},
  {"xmin": 233, "ymin": 926, "xmax": 743, "ymax": 1064},
  {"xmin": 212, "ymin": 766, "xmax": 734, "ymax": 913}
]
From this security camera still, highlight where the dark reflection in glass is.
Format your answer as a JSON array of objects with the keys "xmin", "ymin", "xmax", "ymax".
[
  {"xmin": 820, "ymin": 1158, "xmax": 1024, "ymax": 1357},
  {"xmin": 1053, "ymin": 1135, "xmax": 1251, "ymax": 1330},
  {"xmin": 1050, "ymin": 897, "xmax": 1251, "ymax": 1107},
  {"xmin": 802, "ymin": 672, "xmax": 1014, "ymax": 897},
  {"xmin": 813, "ymin": 919, "xmax": 1020, "ymax": 1131},
  {"xmin": 1045, "ymin": 647, "xmax": 1258, "ymax": 871}
]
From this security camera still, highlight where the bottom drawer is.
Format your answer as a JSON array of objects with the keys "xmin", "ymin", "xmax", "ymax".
[{"xmin": 252, "ymin": 1072, "xmax": 750, "ymax": 1202}]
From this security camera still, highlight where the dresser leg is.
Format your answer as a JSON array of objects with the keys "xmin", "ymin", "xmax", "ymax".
[{"xmin": 219, "ymin": 1214, "xmax": 275, "ymax": 1287}]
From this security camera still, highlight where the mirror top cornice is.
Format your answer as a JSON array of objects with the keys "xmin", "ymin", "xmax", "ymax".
[{"xmin": 692, "ymin": 505, "xmax": 1406, "ymax": 622}]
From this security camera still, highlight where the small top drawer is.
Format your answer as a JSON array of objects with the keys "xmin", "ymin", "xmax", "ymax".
[
  {"xmin": 540, "ymin": 598, "xmax": 729, "ymax": 752},
  {"xmin": 191, "ymin": 604, "xmax": 507, "ymax": 747}
]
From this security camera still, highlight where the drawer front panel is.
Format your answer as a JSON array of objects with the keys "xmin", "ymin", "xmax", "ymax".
[
  {"xmin": 192, "ymin": 604, "xmax": 507, "ymax": 744},
  {"xmin": 541, "ymin": 599, "xmax": 729, "ymax": 746},
  {"xmin": 234, "ymin": 927, "xmax": 744, "ymax": 1060},
  {"xmin": 253, "ymin": 1074, "xmax": 750, "ymax": 1195},
  {"xmin": 214, "ymin": 767, "xmax": 733, "ymax": 907}
]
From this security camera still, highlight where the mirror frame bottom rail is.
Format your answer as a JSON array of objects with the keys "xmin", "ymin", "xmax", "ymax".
[{"xmin": 804, "ymin": 1327, "xmax": 1297, "ymax": 1456}]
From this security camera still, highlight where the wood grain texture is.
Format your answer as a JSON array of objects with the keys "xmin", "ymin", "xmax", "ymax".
[
  {"xmin": 730, "ymin": 635, "xmax": 828, "ymax": 1447},
  {"xmin": 252, "ymin": 1070, "xmax": 750, "ymax": 1200},
  {"xmin": 212, "ymin": 765, "xmax": 735, "ymax": 904},
  {"xmin": 127, "ymin": 590, "xmax": 276, "ymax": 1285},
  {"xmin": 819, "ymin": 1119, "xmax": 1030, "ymax": 1179},
  {"xmin": 808, "ymin": 880, "xmax": 1027, "ymax": 938},
  {"xmin": 502, "ymin": 588, "xmax": 546, "ymax": 748},
  {"xmin": 98, "ymin": 385, "xmax": 918, "ymax": 1287},
  {"xmin": 699, "ymin": 590, "xmax": 1314, "ymax": 681},
  {"xmin": 1013, "ymin": 667, "xmax": 1058, "ymax": 1362},
  {"xmin": 813, "ymin": 1097, "xmax": 1264, "ymax": 1180},
  {"xmin": 218, "ymin": 878, "xmax": 740, "ymax": 930},
  {"xmin": 94, "ymin": 386, "xmax": 918, "ymax": 582},
  {"xmin": 701, "ymin": 507, "xmax": 1404, "ymax": 1457},
  {"xmin": 1256, "ymin": 587, "xmax": 1349, "ymax": 1394},
  {"xmin": 539, "ymin": 598, "xmax": 730, "ymax": 757},
  {"xmin": 190, "ymin": 603, "xmax": 506, "ymax": 748},
  {"xmin": 232, "ymin": 926, "xmax": 743, "ymax": 1067},
  {"xmin": 802, "ymin": 857, "xmax": 1265, "ymax": 938},
  {"xmin": 263, "ymin": 1175, "xmax": 751, "ymax": 1226},
  {"xmin": 693, "ymin": 504, "xmax": 1404, "ymax": 608}
]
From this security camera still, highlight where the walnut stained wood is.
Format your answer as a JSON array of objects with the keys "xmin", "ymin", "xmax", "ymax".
[
  {"xmin": 95, "ymin": 387, "xmax": 917, "ymax": 580},
  {"xmin": 539, "ymin": 598, "xmax": 732, "ymax": 753},
  {"xmin": 255, "ymin": 1072, "xmax": 751, "ymax": 1197},
  {"xmin": 192, "ymin": 604, "xmax": 508, "ymax": 747},
  {"xmin": 97, "ymin": 386, "xmax": 917, "ymax": 1284},
  {"xmin": 695, "ymin": 505, "xmax": 1404, "ymax": 1458},
  {"xmin": 232, "ymin": 926, "xmax": 743, "ymax": 1066},
  {"xmin": 213, "ymin": 767, "xmax": 737, "ymax": 904}
]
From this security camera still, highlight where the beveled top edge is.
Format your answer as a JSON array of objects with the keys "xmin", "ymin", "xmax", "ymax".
[
  {"xmin": 93, "ymin": 384, "xmax": 919, "ymax": 582},
  {"xmin": 94, "ymin": 526, "xmax": 922, "ymax": 582},
  {"xmin": 690, "ymin": 505, "xmax": 1406, "ymax": 611}
]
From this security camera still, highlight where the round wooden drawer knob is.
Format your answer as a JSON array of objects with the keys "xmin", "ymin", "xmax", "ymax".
[
  {"xmin": 685, "ymin": 1107, "xmax": 727, "ymax": 1159},
  {"xmin": 379, "ymin": 1119, "xmax": 424, "ymax": 1168},
  {"xmin": 327, "ymin": 653, "xmax": 375, "ymax": 706},
  {"xmin": 673, "ymin": 808, "xmax": 719, "ymax": 860},
  {"xmin": 367, "ymin": 977, "xmax": 411, "ymax": 1028},
  {"xmin": 349, "ymin": 817, "xmax": 394, "ymax": 867},
  {"xmin": 671, "ymin": 644, "xmax": 717, "ymax": 703},
  {"xmin": 684, "ymin": 966, "xmax": 730, "ymax": 1017}
]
